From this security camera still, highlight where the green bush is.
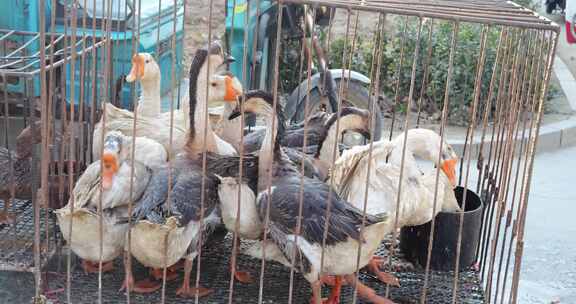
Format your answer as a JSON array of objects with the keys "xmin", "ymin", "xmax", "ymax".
[{"xmin": 325, "ymin": 17, "xmax": 556, "ymax": 125}]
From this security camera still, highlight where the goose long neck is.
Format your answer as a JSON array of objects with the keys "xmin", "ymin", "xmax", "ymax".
[
  {"xmin": 257, "ymin": 106, "xmax": 284, "ymax": 192},
  {"xmin": 136, "ymin": 77, "xmax": 161, "ymax": 117},
  {"xmin": 193, "ymin": 64, "xmax": 212, "ymax": 138},
  {"xmin": 389, "ymin": 132, "xmax": 427, "ymax": 179},
  {"xmin": 316, "ymin": 123, "xmax": 341, "ymax": 164},
  {"xmin": 219, "ymin": 102, "xmax": 243, "ymax": 149},
  {"xmin": 187, "ymin": 55, "xmax": 214, "ymax": 147},
  {"xmin": 316, "ymin": 114, "xmax": 363, "ymax": 163}
]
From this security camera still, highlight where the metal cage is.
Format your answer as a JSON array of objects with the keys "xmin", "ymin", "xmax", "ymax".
[{"xmin": 0, "ymin": 0, "xmax": 559, "ymax": 303}]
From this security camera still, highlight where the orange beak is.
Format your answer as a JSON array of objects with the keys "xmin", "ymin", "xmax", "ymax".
[
  {"xmin": 101, "ymin": 153, "xmax": 119, "ymax": 190},
  {"xmin": 223, "ymin": 76, "xmax": 240, "ymax": 102},
  {"xmin": 126, "ymin": 54, "xmax": 145, "ymax": 82},
  {"xmin": 441, "ymin": 158, "xmax": 458, "ymax": 187}
]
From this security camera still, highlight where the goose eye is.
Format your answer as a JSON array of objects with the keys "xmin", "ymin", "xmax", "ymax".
[
  {"xmin": 145, "ymin": 60, "xmax": 150, "ymax": 64},
  {"xmin": 211, "ymin": 83, "xmax": 217, "ymax": 87}
]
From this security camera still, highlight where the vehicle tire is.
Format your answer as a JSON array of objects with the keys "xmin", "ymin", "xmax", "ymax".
[{"xmin": 290, "ymin": 79, "xmax": 383, "ymax": 142}]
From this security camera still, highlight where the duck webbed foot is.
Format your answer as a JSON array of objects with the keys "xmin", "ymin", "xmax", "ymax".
[
  {"xmin": 367, "ymin": 256, "xmax": 400, "ymax": 287},
  {"xmin": 81, "ymin": 260, "xmax": 114, "ymax": 274},
  {"xmin": 176, "ymin": 258, "xmax": 213, "ymax": 298},
  {"xmin": 309, "ymin": 280, "xmax": 327, "ymax": 304},
  {"xmin": 119, "ymin": 266, "xmax": 162, "ymax": 294},
  {"xmin": 229, "ymin": 257, "xmax": 254, "ymax": 283},
  {"xmin": 233, "ymin": 270, "xmax": 254, "ymax": 284},
  {"xmin": 0, "ymin": 211, "xmax": 15, "ymax": 225},
  {"xmin": 323, "ymin": 275, "xmax": 342, "ymax": 304},
  {"xmin": 131, "ymin": 278, "xmax": 162, "ymax": 293},
  {"xmin": 175, "ymin": 285, "xmax": 214, "ymax": 298},
  {"xmin": 344, "ymin": 274, "xmax": 397, "ymax": 304},
  {"xmin": 150, "ymin": 260, "xmax": 184, "ymax": 282}
]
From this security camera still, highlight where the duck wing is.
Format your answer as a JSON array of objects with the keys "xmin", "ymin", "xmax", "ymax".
[
  {"xmin": 241, "ymin": 130, "xmax": 266, "ymax": 154},
  {"xmin": 283, "ymin": 125, "xmax": 327, "ymax": 148},
  {"xmin": 99, "ymin": 161, "xmax": 152, "ymax": 210},
  {"xmin": 71, "ymin": 161, "xmax": 102, "ymax": 210},
  {"xmin": 331, "ymin": 140, "xmax": 395, "ymax": 198},
  {"xmin": 283, "ymin": 148, "xmax": 322, "ymax": 180},
  {"xmin": 167, "ymin": 170, "xmax": 220, "ymax": 226},
  {"xmin": 206, "ymin": 153, "xmax": 259, "ymax": 193},
  {"xmin": 258, "ymin": 174, "xmax": 382, "ymax": 247},
  {"xmin": 131, "ymin": 164, "xmax": 179, "ymax": 222}
]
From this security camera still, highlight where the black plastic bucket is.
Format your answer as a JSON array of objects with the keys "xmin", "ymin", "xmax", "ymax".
[{"xmin": 399, "ymin": 186, "xmax": 483, "ymax": 271}]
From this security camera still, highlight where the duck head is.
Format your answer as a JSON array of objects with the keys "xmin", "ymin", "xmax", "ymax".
[
  {"xmin": 206, "ymin": 41, "xmax": 236, "ymax": 76},
  {"xmin": 393, "ymin": 129, "xmax": 458, "ymax": 186},
  {"xmin": 101, "ymin": 131, "xmax": 125, "ymax": 190},
  {"xmin": 209, "ymin": 73, "xmax": 243, "ymax": 103},
  {"xmin": 228, "ymin": 90, "xmax": 281, "ymax": 120},
  {"xmin": 15, "ymin": 121, "xmax": 43, "ymax": 159},
  {"xmin": 126, "ymin": 53, "xmax": 160, "ymax": 83},
  {"xmin": 328, "ymin": 107, "xmax": 372, "ymax": 139}
]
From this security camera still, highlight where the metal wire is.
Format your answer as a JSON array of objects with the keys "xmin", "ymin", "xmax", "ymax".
[
  {"xmin": 6, "ymin": 0, "xmax": 561, "ymax": 303},
  {"xmin": 289, "ymin": 5, "xmax": 316, "ymax": 304},
  {"xmin": 420, "ymin": 21, "xmax": 459, "ymax": 304}
]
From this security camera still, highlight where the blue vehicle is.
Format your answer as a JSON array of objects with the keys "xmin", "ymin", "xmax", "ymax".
[
  {"xmin": 0, "ymin": 0, "xmax": 184, "ymax": 113},
  {"xmin": 225, "ymin": 0, "xmax": 382, "ymax": 136}
]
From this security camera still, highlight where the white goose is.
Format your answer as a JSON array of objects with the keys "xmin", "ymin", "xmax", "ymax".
[
  {"xmin": 126, "ymin": 53, "xmax": 162, "ymax": 118},
  {"xmin": 55, "ymin": 131, "xmax": 167, "ymax": 274},
  {"xmin": 325, "ymin": 128, "xmax": 461, "ymax": 291},
  {"xmin": 119, "ymin": 44, "xmax": 242, "ymax": 297},
  {"xmin": 92, "ymin": 43, "xmax": 239, "ymax": 158},
  {"xmin": 332, "ymin": 128, "xmax": 460, "ymax": 227}
]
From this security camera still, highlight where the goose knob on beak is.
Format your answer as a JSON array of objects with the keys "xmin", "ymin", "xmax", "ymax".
[
  {"xmin": 441, "ymin": 158, "xmax": 458, "ymax": 187},
  {"xmin": 126, "ymin": 54, "xmax": 145, "ymax": 83},
  {"xmin": 101, "ymin": 153, "xmax": 119, "ymax": 190},
  {"xmin": 223, "ymin": 75, "xmax": 242, "ymax": 102}
]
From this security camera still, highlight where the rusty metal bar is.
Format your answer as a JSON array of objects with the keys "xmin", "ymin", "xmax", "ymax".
[
  {"xmin": 416, "ymin": 19, "xmax": 434, "ymax": 128},
  {"xmin": 420, "ymin": 21, "xmax": 459, "ymax": 304},
  {"xmin": 195, "ymin": 0, "xmax": 215, "ymax": 302},
  {"xmin": 320, "ymin": 8, "xmax": 352, "ymax": 292},
  {"xmin": 485, "ymin": 28, "xmax": 526, "ymax": 299},
  {"xmin": 257, "ymin": 1, "xmax": 284, "ymax": 303},
  {"xmin": 36, "ymin": 0, "xmax": 48, "ymax": 299},
  {"xmin": 498, "ymin": 31, "xmax": 546, "ymax": 304},
  {"xmin": 282, "ymin": 0, "xmax": 559, "ymax": 30},
  {"xmin": 492, "ymin": 29, "xmax": 539, "ymax": 304},
  {"xmin": 510, "ymin": 32, "xmax": 558, "ymax": 304},
  {"xmin": 479, "ymin": 29, "xmax": 515, "ymax": 276},
  {"xmin": 289, "ymin": 6, "xmax": 317, "ymax": 303},
  {"xmin": 227, "ymin": 0, "xmax": 254, "ymax": 301},
  {"xmin": 388, "ymin": 15, "xmax": 409, "ymax": 141},
  {"xmin": 451, "ymin": 25, "xmax": 489, "ymax": 302},
  {"xmin": 385, "ymin": 16, "xmax": 424, "ymax": 300}
]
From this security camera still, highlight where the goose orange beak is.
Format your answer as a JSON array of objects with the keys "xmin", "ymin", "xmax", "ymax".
[
  {"xmin": 101, "ymin": 153, "xmax": 119, "ymax": 190},
  {"xmin": 441, "ymin": 158, "xmax": 458, "ymax": 187},
  {"xmin": 223, "ymin": 75, "xmax": 241, "ymax": 102},
  {"xmin": 126, "ymin": 54, "xmax": 145, "ymax": 82}
]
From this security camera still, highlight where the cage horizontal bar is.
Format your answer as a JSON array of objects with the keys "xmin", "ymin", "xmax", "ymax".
[
  {"xmin": 0, "ymin": 30, "xmax": 106, "ymax": 77},
  {"xmin": 280, "ymin": 0, "xmax": 560, "ymax": 31}
]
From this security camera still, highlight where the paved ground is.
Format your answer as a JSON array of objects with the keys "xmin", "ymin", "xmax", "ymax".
[{"xmin": 514, "ymin": 146, "xmax": 576, "ymax": 304}]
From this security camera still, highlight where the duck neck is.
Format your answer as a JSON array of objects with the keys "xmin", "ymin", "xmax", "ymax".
[
  {"xmin": 219, "ymin": 102, "xmax": 243, "ymax": 149},
  {"xmin": 136, "ymin": 77, "xmax": 162, "ymax": 117},
  {"xmin": 187, "ymin": 56, "xmax": 215, "ymax": 154},
  {"xmin": 193, "ymin": 64, "xmax": 213, "ymax": 139},
  {"xmin": 389, "ymin": 132, "xmax": 428, "ymax": 179},
  {"xmin": 257, "ymin": 107, "xmax": 284, "ymax": 192},
  {"xmin": 316, "ymin": 124, "xmax": 341, "ymax": 164},
  {"xmin": 316, "ymin": 114, "xmax": 363, "ymax": 163}
]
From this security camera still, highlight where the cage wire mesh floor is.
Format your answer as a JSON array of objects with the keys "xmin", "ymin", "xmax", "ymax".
[
  {"xmin": 42, "ymin": 233, "xmax": 485, "ymax": 303},
  {"xmin": 0, "ymin": 199, "xmax": 57, "ymax": 272}
]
